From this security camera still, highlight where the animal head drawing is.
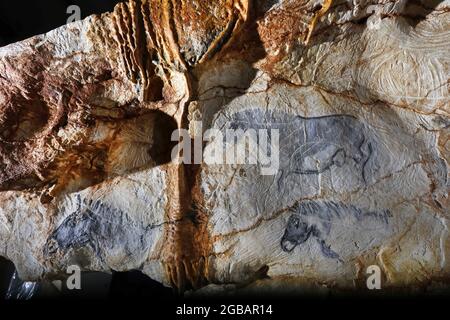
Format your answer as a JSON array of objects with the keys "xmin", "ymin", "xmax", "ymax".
[{"xmin": 280, "ymin": 214, "xmax": 312, "ymax": 252}]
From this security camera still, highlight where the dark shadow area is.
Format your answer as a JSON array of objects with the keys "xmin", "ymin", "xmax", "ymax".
[
  {"xmin": 45, "ymin": 109, "xmax": 179, "ymax": 198},
  {"xmin": 109, "ymin": 270, "xmax": 174, "ymax": 300},
  {"xmin": 403, "ymin": 0, "xmax": 445, "ymax": 27},
  {"xmin": 0, "ymin": 109, "xmax": 178, "ymax": 199},
  {"xmin": 0, "ymin": 0, "xmax": 123, "ymax": 46},
  {"xmin": 1, "ymin": 257, "xmax": 174, "ymax": 301},
  {"xmin": 148, "ymin": 111, "xmax": 179, "ymax": 166},
  {"xmin": 0, "ymin": 257, "xmax": 15, "ymax": 298}
]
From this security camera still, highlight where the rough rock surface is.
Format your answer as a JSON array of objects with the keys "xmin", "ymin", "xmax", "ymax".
[{"xmin": 0, "ymin": 0, "xmax": 448, "ymax": 293}]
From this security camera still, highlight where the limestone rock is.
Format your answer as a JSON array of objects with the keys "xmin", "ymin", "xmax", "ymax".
[{"xmin": 0, "ymin": 0, "xmax": 448, "ymax": 293}]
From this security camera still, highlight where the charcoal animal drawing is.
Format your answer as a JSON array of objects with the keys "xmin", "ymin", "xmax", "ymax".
[
  {"xmin": 225, "ymin": 109, "xmax": 374, "ymax": 189},
  {"xmin": 44, "ymin": 195, "xmax": 161, "ymax": 262},
  {"xmin": 280, "ymin": 201, "xmax": 392, "ymax": 261}
]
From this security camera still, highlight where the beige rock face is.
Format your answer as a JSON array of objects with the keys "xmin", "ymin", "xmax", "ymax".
[{"xmin": 0, "ymin": 0, "xmax": 448, "ymax": 293}]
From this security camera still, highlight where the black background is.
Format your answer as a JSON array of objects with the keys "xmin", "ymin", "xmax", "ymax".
[{"xmin": 0, "ymin": 0, "xmax": 121, "ymax": 46}]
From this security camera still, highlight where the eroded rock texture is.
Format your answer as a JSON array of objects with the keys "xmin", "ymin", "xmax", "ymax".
[{"xmin": 0, "ymin": 0, "xmax": 448, "ymax": 294}]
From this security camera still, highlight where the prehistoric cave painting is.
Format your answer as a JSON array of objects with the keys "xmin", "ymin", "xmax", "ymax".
[
  {"xmin": 44, "ymin": 195, "xmax": 161, "ymax": 263},
  {"xmin": 224, "ymin": 109, "xmax": 374, "ymax": 189},
  {"xmin": 280, "ymin": 201, "xmax": 392, "ymax": 261}
]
